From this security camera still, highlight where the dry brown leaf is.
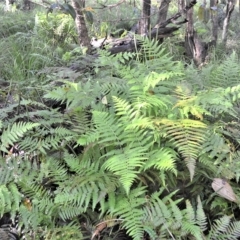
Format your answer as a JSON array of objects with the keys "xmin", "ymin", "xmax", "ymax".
[{"xmin": 211, "ymin": 178, "xmax": 237, "ymax": 202}]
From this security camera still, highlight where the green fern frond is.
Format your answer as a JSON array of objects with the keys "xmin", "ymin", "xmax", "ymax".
[
  {"xmin": 111, "ymin": 187, "xmax": 146, "ymax": 240},
  {"xmin": 182, "ymin": 221, "xmax": 203, "ymax": 240},
  {"xmin": 177, "ymin": 199, "xmax": 206, "ymax": 239},
  {"xmin": 227, "ymin": 221, "xmax": 240, "ymax": 239},
  {"xmin": 138, "ymin": 37, "xmax": 169, "ymax": 61},
  {"xmin": 142, "ymin": 189, "xmax": 185, "ymax": 238},
  {"xmin": 18, "ymin": 181, "xmax": 49, "ymax": 202},
  {"xmin": 58, "ymin": 206, "xmax": 84, "ymax": 221},
  {"xmin": 0, "ymin": 122, "xmax": 40, "ymax": 152},
  {"xmin": 0, "ymin": 161, "xmax": 14, "ymax": 184},
  {"xmin": 103, "ymin": 146, "xmax": 148, "ymax": 194},
  {"xmin": 144, "ymin": 147, "xmax": 177, "ymax": 174},
  {"xmin": 156, "ymin": 118, "xmax": 207, "ymax": 179},
  {"xmin": 201, "ymin": 130, "xmax": 229, "ymax": 160},
  {"xmin": 224, "ymin": 84, "xmax": 240, "ymax": 103},
  {"xmin": 42, "ymin": 157, "xmax": 69, "ymax": 182},
  {"xmin": 143, "ymin": 71, "xmax": 181, "ymax": 92},
  {"xmin": 0, "ymin": 170, "xmax": 22, "ymax": 216},
  {"xmin": 0, "ymin": 185, "xmax": 15, "ymax": 216},
  {"xmin": 185, "ymin": 200, "xmax": 196, "ymax": 222},
  {"xmin": 208, "ymin": 215, "xmax": 240, "ymax": 239},
  {"xmin": 91, "ymin": 111, "xmax": 120, "ymax": 144},
  {"xmin": 196, "ymin": 196, "xmax": 208, "ymax": 231},
  {"xmin": 18, "ymin": 204, "xmax": 53, "ymax": 231},
  {"xmin": 53, "ymin": 152, "xmax": 119, "ymax": 216},
  {"xmin": 205, "ymin": 52, "xmax": 240, "ymax": 88},
  {"xmin": 14, "ymin": 124, "xmax": 75, "ymax": 154},
  {"xmin": 197, "ymin": 88, "xmax": 237, "ymax": 118}
]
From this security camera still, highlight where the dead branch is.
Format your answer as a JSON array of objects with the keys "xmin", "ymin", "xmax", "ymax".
[
  {"xmin": 98, "ymin": 0, "xmax": 126, "ymax": 9},
  {"xmin": 154, "ymin": 0, "xmax": 197, "ymax": 28},
  {"xmin": 72, "ymin": 0, "xmax": 198, "ymax": 72}
]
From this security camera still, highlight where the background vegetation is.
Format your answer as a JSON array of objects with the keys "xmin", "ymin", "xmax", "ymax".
[{"xmin": 1, "ymin": 0, "xmax": 240, "ymax": 239}]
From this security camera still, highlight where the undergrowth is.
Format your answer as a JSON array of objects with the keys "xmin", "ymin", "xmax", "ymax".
[
  {"xmin": 0, "ymin": 3, "xmax": 240, "ymax": 238},
  {"xmin": 0, "ymin": 34, "xmax": 240, "ymax": 239}
]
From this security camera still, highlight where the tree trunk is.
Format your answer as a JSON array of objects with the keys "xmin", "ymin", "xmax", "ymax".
[
  {"xmin": 178, "ymin": 0, "xmax": 185, "ymax": 11},
  {"xmin": 210, "ymin": 0, "xmax": 219, "ymax": 45},
  {"xmin": 185, "ymin": 3, "xmax": 208, "ymax": 66},
  {"xmin": 222, "ymin": 0, "xmax": 235, "ymax": 45},
  {"xmin": 138, "ymin": 0, "xmax": 151, "ymax": 35},
  {"xmin": 71, "ymin": 0, "xmax": 91, "ymax": 52},
  {"xmin": 157, "ymin": 0, "xmax": 171, "ymax": 24}
]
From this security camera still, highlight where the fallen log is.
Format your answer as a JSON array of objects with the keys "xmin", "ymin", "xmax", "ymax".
[
  {"xmin": 71, "ymin": 0, "xmax": 197, "ymax": 71},
  {"xmin": 90, "ymin": 0, "xmax": 196, "ymax": 55}
]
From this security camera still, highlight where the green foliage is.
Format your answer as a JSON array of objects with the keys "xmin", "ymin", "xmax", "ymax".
[
  {"xmin": 1, "ymin": 36, "xmax": 240, "ymax": 239},
  {"xmin": 0, "ymin": 11, "xmax": 34, "ymax": 38},
  {"xmin": 47, "ymin": 3, "xmax": 76, "ymax": 20},
  {"xmin": 35, "ymin": 12, "xmax": 77, "ymax": 46},
  {"xmin": 0, "ymin": 121, "xmax": 40, "ymax": 152},
  {"xmin": 208, "ymin": 215, "xmax": 240, "ymax": 239},
  {"xmin": 199, "ymin": 51, "xmax": 240, "ymax": 89}
]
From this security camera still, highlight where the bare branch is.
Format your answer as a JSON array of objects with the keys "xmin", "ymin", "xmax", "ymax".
[
  {"xmin": 154, "ymin": 0, "xmax": 197, "ymax": 28},
  {"xmin": 98, "ymin": 0, "xmax": 126, "ymax": 9}
]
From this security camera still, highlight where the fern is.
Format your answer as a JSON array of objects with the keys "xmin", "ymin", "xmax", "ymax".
[
  {"xmin": 208, "ymin": 215, "xmax": 240, "ymax": 239},
  {"xmin": 0, "ymin": 122, "xmax": 40, "ymax": 152},
  {"xmin": 110, "ymin": 187, "xmax": 147, "ymax": 239},
  {"xmin": 205, "ymin": 52, "xmax": 240, "ymax": 89},
  {"xmin": 1, "ymin": 35, "xmax": 240, "ymax": 240},
  {"xmin": 196, "ymin": 196, "xmax": 208, "ymax": 231},
  {"xmin": 155, "ymin": 118, "xmax": 207, "ymax": 180}
]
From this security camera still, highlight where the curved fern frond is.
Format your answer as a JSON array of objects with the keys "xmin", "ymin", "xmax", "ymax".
[
  {"xmin": 0, "ymin": 122, "xmax": 40, "ymax": 152},
  {"xmin": 155, "ymin": 118, "xmax": 207, "ymax": 180},
  {"xmin": 110, "ymin": 187, "xmax": 147, "ymax": 240},
  {"xmin": 196, "ymin": 196, "xmax": 208, "ymax": 231},
  {"xmin": 143, "ymin": 147, "xmax": 177, "ymax": 175},
  {"xmin": 208, "ymin": 215, "xmax": 240, "ymax": 240}
]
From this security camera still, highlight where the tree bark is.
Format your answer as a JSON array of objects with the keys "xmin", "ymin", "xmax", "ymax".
[
  {"xmin": 90, "ymin": 0, "xmax": 196, "ymax": 59},
  {"xmin": 178, "ymin": 0, "xmax": 185, "ymax": 11},
  {"xmin": 185, "ymin": 2, "xmax": 208, "ymax": 66},
  {"xmin": 138, "ymin": 0, "xmax": 151, "ymax": 35},
  {"xmin": 157, "ymin": 0, "xmax": 171, "ymax": 24},
  {"xmin": 222, "ymin": 0, "xmax": 235, "ymax": 45},
  {"xmin": 71, "ymin": 0, "xmax": 91, "ymax": 52},
  {"xmin": 210, "ymin": 0, "xmax": 219, "ymax": 45}
]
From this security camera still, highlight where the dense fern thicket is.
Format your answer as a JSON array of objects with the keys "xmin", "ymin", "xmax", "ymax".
[
  {"xmin": 1, "ymin": 5, "xmax": 240, "ymax": 240},
  {"xmin": 1, "ymin": 35, "xmax": 240, "ymax": 239}
]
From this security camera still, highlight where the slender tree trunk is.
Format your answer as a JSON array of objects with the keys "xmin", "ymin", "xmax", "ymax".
[
  {"xmin": 138, "ymin": 0, "xmax": 151, "ymax": 35},
  {"xmin": 178, "ymin": 0, "xmax": 185, "ymax": 11},
  {"xmin": 210, "ymin": 0, "xmax": 219, "ymax": 45},
  {"xmin": 222, "ymin": 0, "xmax": 235, "ymax": 45},
  {"xmin": 157, "ymin": 0, "xmax": 171, "ymax": 24},
  {"xmin": 71, "ymin": 0, "xmax": 91, "ymax": 52},
  {"xmin": 185, "ymin": 2, "xmax": 208, "ymax": 66}
]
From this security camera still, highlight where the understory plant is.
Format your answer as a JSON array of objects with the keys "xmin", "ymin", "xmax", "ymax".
[{"xmin": 0, "ymin": 38, "xmax": 240, "ymax": 239}]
